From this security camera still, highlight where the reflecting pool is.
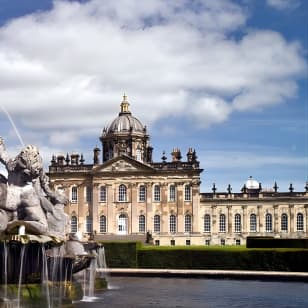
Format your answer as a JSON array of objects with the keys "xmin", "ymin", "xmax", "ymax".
[{"xmin": 74, "ymin": 276, "xmax": 308, "ymax": 307}]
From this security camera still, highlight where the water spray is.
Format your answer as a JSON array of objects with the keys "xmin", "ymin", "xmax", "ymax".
[{"xmin": 1, "ymin": 106, "xmax": 25, "ymax": 147}]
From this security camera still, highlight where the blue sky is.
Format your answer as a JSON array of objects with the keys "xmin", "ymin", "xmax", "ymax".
[{"xmin": 0, "ymin": 0, "xmax": 307, "ymax": 193}]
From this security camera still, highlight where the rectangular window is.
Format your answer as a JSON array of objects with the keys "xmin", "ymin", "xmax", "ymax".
[
  {"xmin": 99, "ymin": 186, "xmax": 107, "ymax": 202},
  {"xmin": 184, "ymin": 185, "xmax": 191, "ymax": 201},
  {"xmin": 205, "ymin": 239, "xmax": 210, "ymax": 246},
  {"xmin": 71, "ymin": 186, "xmax": 78, "ymax": 203},
  {"xmin": 154, "ymin": 215, "xmax": 160, "ymax": 233},
  {"xmin": 235, "ymin": 239, "xmax": 241, "ymax": 246},
  {"xmin": 186, "ymin": 240, "xmax": 191, "ymax": 246},
  {"xmin": 155, "ymin": 240, "xmax": 160, "ymax": 246},
  {"xmin": 219, "ymin": 214, "xmax": 226, "ymax": 233},
  {"xmin": 169, "ymin": 185, "xmax": 176, "ymax": 202},
  {"xmin": 221, "ymin": 239, "xmax": 225, "ymax": 246},
  {"xmin": 139, "ymin": 185, "xmax": 146, "ymax": 202},
  {"xmin": 154, "ymin": 185, "xmax": 160, "ymax": 202},
  {"xmin": 170, "ymin": 239, "xmax": 175, "ymax": 246},
  {"xmin": 86, "ymin": 186, "xmax": 92, "ymax": 203}
]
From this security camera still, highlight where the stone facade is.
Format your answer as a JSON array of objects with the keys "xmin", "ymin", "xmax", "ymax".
[{"xmin": 48, "ymin": 96, "xmax": 308, "ymax": 245}]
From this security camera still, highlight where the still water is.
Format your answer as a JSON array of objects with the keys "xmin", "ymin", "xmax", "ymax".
[{"xmin": 74, "ymin": 276, "xmax": 308, "ymax": 308}]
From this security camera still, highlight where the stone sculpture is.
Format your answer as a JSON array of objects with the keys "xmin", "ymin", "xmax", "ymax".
[{"xmin": 0, "ymin": 137, "xmax": 68, "ymax": 238}]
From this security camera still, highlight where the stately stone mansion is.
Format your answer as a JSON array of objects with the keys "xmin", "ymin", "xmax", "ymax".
[{"xmin": 48, "ymin": 95, "xmax": 308, "ymax": 245}]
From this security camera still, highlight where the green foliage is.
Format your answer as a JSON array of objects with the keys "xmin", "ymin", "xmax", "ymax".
[
  {"xmin": 100, "ymin": 241, "xmax": 140, "ymax": 268},
  {"xmin": 246, "ymin": 237, "xmax": 308, "ymax": 248},
  {"xmin": 137, "ymin": 247, "xmax": 308, "ymax": 271}
]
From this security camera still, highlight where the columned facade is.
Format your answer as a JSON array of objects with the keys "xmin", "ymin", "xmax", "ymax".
[{"xmin": 48, "ymin": 96, "xmax": 308, "ymax": 245}]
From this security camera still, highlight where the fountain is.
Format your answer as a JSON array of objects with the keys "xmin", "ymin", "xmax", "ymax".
[{"xmin": 0, "ymin": 137, "xmax": 106, "ymax": 307}]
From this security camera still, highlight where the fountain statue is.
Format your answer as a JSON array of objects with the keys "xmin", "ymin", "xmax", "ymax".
[{"xmin": 0, "ymin": 137, "xmax": 106, "ymax": 306}]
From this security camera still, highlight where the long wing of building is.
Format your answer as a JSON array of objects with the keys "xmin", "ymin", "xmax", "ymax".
[{"xmin": 48, "ymin": 95, "xmax": 308, "ymax": 246}]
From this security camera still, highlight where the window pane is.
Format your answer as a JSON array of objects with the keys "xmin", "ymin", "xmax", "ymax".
[
  {"xmin": 71, "ymin": 186, "xmax": 78, "ymax": 202},
  {"xmin": 86, "ymin": 186, "xmax": 92, "ymax": 203},
  {"xmin": 297, "ymin": 213, "xmax": 304, "ymax": 231},
  {"xmin": 119, "ymin": 184, "xmax": 127, "ymax": 202},
  {"xmin": 99, "ymin": 215, "xmax": 107, "ymax": 233},
  {"xmin": 219, "ymin": 214, "xmax": 226, "ymax": 232},
  {"xmin": 265, "ymin": 213, "xmax": 272, "ymax": 232},
  {"xmin": 71, "ymin": 216, "xmax": 78, "ymax": 233},
  {"xmin": 86, "ymin": 215, "xmax": 92, "ymax": 233},
  {"xmin": 139, "ymin": 215, "xmax": 146, "ymax": 233},
  {"xmin": 184, "ymin": 215, "xmax": 192, "ymax": 233},
  {"xmin": 184, "ymin": 185, "xmax": 191, "ymax": 201},
  {"xmin": 139, "ymin": 185, "xmax": 146, "ymax": 202},
  {"xmin": 281, "ymin": 214, "xmax": 288, "ymax": 232},
  {"xmin": 154, "ymin": 215, "xmax": 160, "ymax": 233},
  {"xmin": 204, "ymin": 214, "xmax": 211, "ymax": 232},
  {"xmin": 154, "ymin": 185, "xmax": 160, "ymax": 202},
  {"xmin": 100, "ymin": 186, "xmax": 107, "ymax": 202},
  {"xmin": 250, "ymin": 214, "xmax": 257, "ymax": 232},
  {"xmin": 169, "ymin": 185, "xmax": 176, "ymax": 202},
  {"xmin": 169, "ymin": 215, "xmax": 176, "ymax": 233},
  {"xmin": 234, "ymin": 214, "xmax": 241, "ymax": 233}
]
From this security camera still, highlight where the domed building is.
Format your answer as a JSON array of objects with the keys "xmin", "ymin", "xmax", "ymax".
[
  {"xmin": 48, "ymin": 95, "xmax": 308, "ymax": 246},
  {"xmin": 100, "ymin": 95, "xmax": 152, "ymax": 163}
]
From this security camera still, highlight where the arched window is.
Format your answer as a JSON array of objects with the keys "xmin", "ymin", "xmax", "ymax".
[
  {"xmin": 250, "ymin": 214, "xmax": 257, "ymax": 232},
  {"xmin": 71, "ymin": 216, "xmax": 78, "ymax": 233},
  {"xmin": 184, "ymin": 185, "xmax": 191, "ymax": 201},
  {"xmin": 281, "ymin": 213, "xmax": 288, "ymax": 232},
  {"xmin": 86, "ymin": 215, "xmax": 92, "ymax": 234},
  {"xmin": 139, "ymin": 215, "xmax": 146, "ymax": 233},
  {"xmin": 118, "ymin": 214, "xmax": 127, "ymax": 234},
  {"xmin": 297, "ymin": 213, "xmax": 304, "ymax": 231},
  {"xmin": 204, "ymin": 214, "xmax": 211, "ymax": 233},
  {"xmin": 154, "ymin": 215, "xmax": 160, "ymax": 233},
  {"xmin": 265, "ymin": 213, "xmax": 272, "ymax": 232},
  {"xmin": 169, "ymin": 185, "xmax": 176, "ymax": 202},
  {"xmin": 118, "ymin": 184, "xmax": 127, "ymax": 202},
  {"xmin": 154, "ymin": 185, "xmax": 160, "ymax": 202},
  {"xmin": 184, "ymin": 215, "xmax": 192, "ymax": 233},
  {"xmin": 71, "ymin": 186, "xmax": 78, "ymax": 203},
  {"xmin": 234, "ymin": 214, "xmax": 241, "ymax": 233},
  {"xmin": 99, "ymin": 215, "xmax": 107, "ymax": 233},
  {"xmin": 99, "ymin": 186, "xmax": 107, "ymax": 202},
  {"xmin": 169, "ymin": 215, "xmax": 177, "ymax": 233},
  {"xmin": 219, "ymin": 214, "xmax": 226, "ymax": 232},
  {"xmin": 139, "ymin": 185, "xmax": 146, "ymax": 202}
]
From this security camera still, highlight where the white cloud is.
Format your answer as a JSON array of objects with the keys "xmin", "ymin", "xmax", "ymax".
[
  {"xmin": 0, "ymin": 0, "xmax": 305, "ymax": 143},
  {"xmin": 266, "ymin": 0, "xmax": 301, "ymax": 10}
]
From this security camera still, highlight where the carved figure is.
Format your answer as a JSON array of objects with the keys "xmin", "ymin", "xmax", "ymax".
[{"xmin": 0, "ymin": 137, "xmax": 68, "ymax": 237}]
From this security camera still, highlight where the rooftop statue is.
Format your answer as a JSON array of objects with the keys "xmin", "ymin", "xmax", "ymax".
[{"xmin": 0, "ymin": 136, "xmax": 68, "ymax": 238}]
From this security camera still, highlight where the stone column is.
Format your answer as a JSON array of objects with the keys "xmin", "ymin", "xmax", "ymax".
[
  {"xmin": 305, "ymin": 204, "xmax": 308, "ymax": 234},
  {"xmin": 273, "ymin": 204, "xmax": 279, "ymax": 234},
  {"xmin": 107, "ymin": 184, "xmax": 114, "ymax": 234},
  {"xmin": 146, "ymin": 183, "xmax": 153, "ymax": 233},
  {"xmin": 211, "ymin": 205, "xmax": 217, "ymax": 234},
  {"xmin": 257, "ymin": 205, "xmax": 262, "ymax": 233},
  {"xmin": 192, "ymin": 181, "xmax": 200, "ymax": 233},
  {"xmin": 227, "ymin": 205, "xmax": 232, "ymax": 234},
  {"xmin": 242, "ymin": 205, "xmax": 247, "ymax": 233},
  {"xmin": 77, "ymin": 184, "xmax": 85, "ymax": 234},
  {"xmin": 131, "ymin": 183, "xmax": 137, "ymax": 234},
  {"xmin": 289, "ymin": 204, "xmax": 294, "ymax": 234},
  {"xmin": 92, "ymin": 183, "xmax": 99, "ymax": 234}
]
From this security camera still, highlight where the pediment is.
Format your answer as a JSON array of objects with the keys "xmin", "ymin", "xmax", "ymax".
[{"xmin": 93, "ymin": 155, "xmax": 155, "ymax": 173}]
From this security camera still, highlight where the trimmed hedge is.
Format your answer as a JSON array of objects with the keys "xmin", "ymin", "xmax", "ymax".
[
  {"xmin": 137, "ymin": 248, "xmax": 308, "ymax": 271},
  {"xmin": 246, "ymin": 237, "xmax": 308, "ymax": 248},
  {"xmin": 101, "ymin": 241, "xmax": 141, "ymax": 268}
]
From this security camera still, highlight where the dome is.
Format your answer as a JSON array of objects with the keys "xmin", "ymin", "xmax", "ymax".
[
  {"xmin": 246, "ymin": 176, "xmax": 260, "ymax": 190},
  {"xmin": 106, "ymin": 95, "xmax": 145, "ymax": 134},
  {"xmin": 107, "ymin": 114, "xmax": 144, "ymax": 134}
]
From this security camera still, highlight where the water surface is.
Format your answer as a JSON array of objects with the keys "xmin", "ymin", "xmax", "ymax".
[{"xmin": 74, "ymin": 276, "xmax": 308, "ymax": 307}]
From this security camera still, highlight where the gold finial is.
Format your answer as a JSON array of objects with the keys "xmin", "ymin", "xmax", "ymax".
[{"xmin": 120, "ymin": 93, "xmax": 130, "ymax": 113}]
